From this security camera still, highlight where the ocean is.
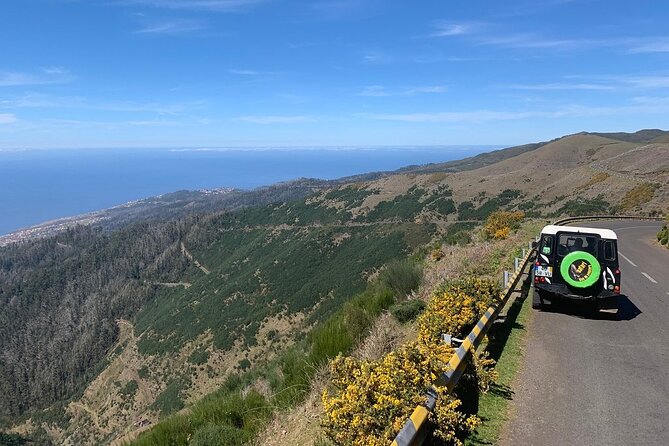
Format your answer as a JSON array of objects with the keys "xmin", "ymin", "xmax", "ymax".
[{"xmin": 0, "ymin": 146, "xmax": 497, "ymax": 235}]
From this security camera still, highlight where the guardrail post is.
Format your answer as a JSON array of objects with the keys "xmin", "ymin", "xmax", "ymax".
[
  {"xmin": 522, "ymin": 248, "xmax": 526, "ymax": 259},
  {"xmin": 503, "ymin": 270, "xmax": 510, "ymax": 288},
  {"xmin": 528, "ymin": 240, "xmax": 532, "ymax": 251},
  {"xmin": 514, "ymin": 257, "xmax": 520, "ymax": 272}
]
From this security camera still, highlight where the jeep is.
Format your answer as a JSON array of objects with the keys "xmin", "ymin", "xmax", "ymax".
[{"xmin": 532, "ymin": 225, "xmax": 621, "ymax": 310}]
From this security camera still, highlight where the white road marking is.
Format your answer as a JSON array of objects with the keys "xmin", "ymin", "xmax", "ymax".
[
  {"xmin": 641, "ymin": 272, "xmax": 658, "ymax": 284},
  {"xmin": 618, "ymin": 251, "xmax": 637, "ymax": 267}
]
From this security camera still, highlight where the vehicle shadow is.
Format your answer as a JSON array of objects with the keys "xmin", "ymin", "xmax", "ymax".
[{"xmin": 540, "ymin": 294, "xmax": 642, "ymax": 321}]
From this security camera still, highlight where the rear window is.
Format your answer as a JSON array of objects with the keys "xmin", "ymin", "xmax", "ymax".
[
  {"xmin": 557, "ymin": 234, "xmax": 599, "ymax": 257},
  {"xmin": 540, "ymin": 235, "xmax": 554, "ymax": 255},
  {"xmin": 603, "ymin": 241, "xmax": 616, "ymax": 261}
]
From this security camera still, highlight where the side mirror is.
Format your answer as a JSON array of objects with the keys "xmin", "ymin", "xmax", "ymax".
[{"xmin": 531, "ymin": 241, "xmax": 538, "ymax": 249}]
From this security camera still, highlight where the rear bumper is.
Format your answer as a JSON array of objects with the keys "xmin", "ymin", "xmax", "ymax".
[{"xmin": 536, "ymin": 283, "xmax": 618, "ymax": 303}]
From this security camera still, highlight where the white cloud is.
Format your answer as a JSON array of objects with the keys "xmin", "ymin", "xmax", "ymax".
[
  {"xmin": 362, "ymin": 52, "xmax": 389, "ymax": 64},
  {"xmin": 508, "ymin": 82, "xmax": 615, "ymax": 91},
  {"xmin": 0, "ymin": 92, "xmax": 204, "ymax": 115},
  {"xmin": 359, "ymin": 102, "xmax": 669, "ymax": 123},
  {"xmin": 356, "ymin": 86, "xmax": 389, "ymax": 97},
  {"xmin": 405, "ymin": 86, "xmax": 447, "ymax": 94},
  {"xmin": 0, "ymin": 67, "xmax": 75, "ymax": 87},
  {"xmin": 359, "ymin": 110, "xmax": 537, "ymax": 123},
  {"xmin": 430, "ymin": 22, "xmax": 478, "ymax": 37},
  {"xmin": 229, "ymin": 69, "xmax": 258, "ymax": 75},
  {"xmin": 0, "ymin": 113, "xmax": 18, "ymax": 125},
  {"xmin": 237, "ymin": 115, "xmax": 315, "ymax": 124},
  {"xmin": 136, "ymin": 20, "xmax": 203, "ymax": 34},
  {"xmin": 627, "ymin": 38, "xmax": 669, "ymax": 53},
  {"xmin": 356, "ymin": 85, "xmax": 446, "ymax": 97}
]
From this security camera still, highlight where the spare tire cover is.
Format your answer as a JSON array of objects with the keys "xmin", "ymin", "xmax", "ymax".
[{"xmin": 560, "ymin": 251, "xmax": 601, "ymax": 288}]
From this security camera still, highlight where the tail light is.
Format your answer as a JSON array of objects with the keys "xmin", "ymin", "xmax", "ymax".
[
  {"xmin": 614, "ymin": 285, "xmax": 620, "ymax": 294},
  {"xmin": 614, "ymin": 268, "xmax": 620, "ymax": 275},
  {"xmin": 539, "ymin": 277, "xmax": 546, "ymax": 283}
]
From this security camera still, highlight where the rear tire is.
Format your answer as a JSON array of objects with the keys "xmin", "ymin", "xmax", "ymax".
[{"xmin": 532, "ymin": 286, "xmax": 543, "ymax": 309}]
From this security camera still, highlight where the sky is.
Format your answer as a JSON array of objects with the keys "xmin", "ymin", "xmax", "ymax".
[{"xmin": 0, "ymin": 0, "xmax": 668, "ymax": 148}]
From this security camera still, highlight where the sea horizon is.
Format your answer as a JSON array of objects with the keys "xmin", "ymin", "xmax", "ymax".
[{"xmin": 0, "ymin": 145, "xmax": 501, "ymax": 236}]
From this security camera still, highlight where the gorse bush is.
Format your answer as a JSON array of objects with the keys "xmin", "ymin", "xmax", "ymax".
[
  {"xmin": 618, "ymin": 182, "xmax": 658, "ymax": 211},
  {"xmin": 321, "ymin": 277, "xmax": 500, "ymax": 445},
  {"xmin": 482, "ymin": 211, "xmax": 524, "ymax": 240},
  {"xmin": 322, "ymin": 341, "xmax": 476, "ymax": 446},
  {"xmin": 417, "ymin": 278, "xmax": 501, "ymax": 342}
]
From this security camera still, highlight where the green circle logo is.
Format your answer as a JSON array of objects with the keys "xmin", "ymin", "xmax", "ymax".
[{"xmin": 560, "ymin": 251, "xmax": 601, "ymax": 288}]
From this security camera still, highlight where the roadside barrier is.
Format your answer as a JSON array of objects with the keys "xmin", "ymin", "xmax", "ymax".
[
  {"xmin": 390, "ymin": 246, "xmax": 535, "ymax": 446},
  {"xmin": 553, "ymin": 215, "xmax": 664, "ymax": 226}
]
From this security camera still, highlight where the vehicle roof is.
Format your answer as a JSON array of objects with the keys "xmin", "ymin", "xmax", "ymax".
[{"xmin": 540, "ymin": 224, "xmax": 618, "ymax": 240}]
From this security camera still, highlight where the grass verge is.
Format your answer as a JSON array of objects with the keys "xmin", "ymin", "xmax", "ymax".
[{"xmin": 465, "ymin": 278, "xmax": 534, "ymax": 445}]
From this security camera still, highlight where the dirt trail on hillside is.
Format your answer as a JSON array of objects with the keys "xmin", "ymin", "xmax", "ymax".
[{"xmin": 180, "ymin": 242, "xmax": 210, "ymax": 274}]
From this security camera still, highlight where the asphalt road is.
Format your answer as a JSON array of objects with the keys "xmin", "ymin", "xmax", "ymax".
[{"xmin": 500, "ymin": 220, "xmax": 669, "ymax": 446}]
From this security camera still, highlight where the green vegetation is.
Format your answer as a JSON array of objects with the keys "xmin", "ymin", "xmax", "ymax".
[
  {"xmin": 379, "ymin": 259, "xmax": 423, "ymax": 298},
  {"xmin": 364, "ymin": 185, "xmax": 455, "ymax": 221},
  {"xmin": 389, "ymin": 299, "xmax": 426, "ymax": 323},
  {"xmin": 556, "ymin": 195, "xmax": 610, "ymax": 216},
  {"xmin": 458, "ymin": 189, "xmax": 523, "ymax": 220},
  {"xmin": 134, "ymin": 386, "xmax": 270, "ymax": 446},
  {"xmin": 188, "ymin": 349, "xmax": 210, "ymax": 366},
  {"xmin": 132, "ymin": 264, "xmax": 407, "ymax": 446},
  {"xmin": 444, "ymin": 222, "xmax": 476, "ymax": 246},
  {"xmin": 658, "ymin": 223, "xmax": 669, "ymax": 248},
  {"xmin": 151, "ymin": 379, "xmax": 187, "ymax": 416},
  {"xmin": 324, "ymin": 185, "xmax": 378, "ymax": 207},
  {"xmin": 0, "ymin": 432, "xmax": 30, "ymax": 446},
  {"xmin": 120, "ymin": 380, "xmax": 139, "ymax": 399}
]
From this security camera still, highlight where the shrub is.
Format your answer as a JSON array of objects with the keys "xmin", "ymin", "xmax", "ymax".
[
  {"xmin": 482, "ymin": 211, "xmax": 524, "ymax": 240},
  {"xmin": 390, "ymin": 299, "xmax": 426, "ymax": 323},
  {"xmin": 618, "ymin": 183, "xmax": 658, "ymax": 211},
  {"xmin": 379, "ymin": 260, "xmax": 423, "ymax": 298},
  {"xmin": 321, "ymin": 277, "xmax": 500, "ymax": 445},
  {"xmin": 557, "ymin": 196, "xmax": 610, "ymax": 216},
  {"xmin": 322, "ymin": 341, "xmax": 478, "ymax": 446},
  {"xmin": 417, "ymin": 278, "xmax": 500, "ymax": 342},
  {"xmin": 189, "ymin": 349, "xmax": 210, "ymax": 365},
  {"xmin": 150, "ymin": 379, "xmax": 186, "ymax": 415},
  {"xmin": 658, "ymin": 225, "xmax": 669, "ymax": 247}
]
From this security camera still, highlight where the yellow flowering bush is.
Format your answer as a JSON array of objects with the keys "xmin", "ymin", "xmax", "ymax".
[
  {"xmin": 321, "ymin": 277, "xmax": 501, "ymax": 445},
  {"xmin": 322, "ymin": 340, "xmax": 478, "ymax": 446},
  {"xmin": 417, "ymin": 278, "xmax": 500, "ymax": 343},
  {"xmin": 483, "ymin": 211, "xmax": 525, "ymax": 240}
]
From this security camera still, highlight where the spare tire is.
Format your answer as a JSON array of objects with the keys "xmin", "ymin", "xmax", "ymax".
[{"xmin": 560, "ymin": 251, "xmax": 601, "ymax": 288}]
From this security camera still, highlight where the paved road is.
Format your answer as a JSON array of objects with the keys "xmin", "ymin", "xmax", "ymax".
[{"xmin": 501, "ymin": 220, "xmax": 669, "ymax": 446}]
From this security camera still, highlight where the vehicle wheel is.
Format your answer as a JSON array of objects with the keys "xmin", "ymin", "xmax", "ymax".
[{"xmin": 532, "ymin": 286, "xmax": 543, "ymax": 309}]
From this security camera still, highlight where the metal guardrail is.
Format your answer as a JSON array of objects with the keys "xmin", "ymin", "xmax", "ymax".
[
  {"xmin": 553, "ymin": 214, "xmax": 664, "ymax": 226},
  {"xmin": 390, "ymin": 246, "xmax": 535, "ymax": 446}
]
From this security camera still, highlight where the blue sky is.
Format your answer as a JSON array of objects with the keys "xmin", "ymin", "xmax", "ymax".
[{"xmin": 0, "ymin": 0, "xmax": 668, "ymax": 148}]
